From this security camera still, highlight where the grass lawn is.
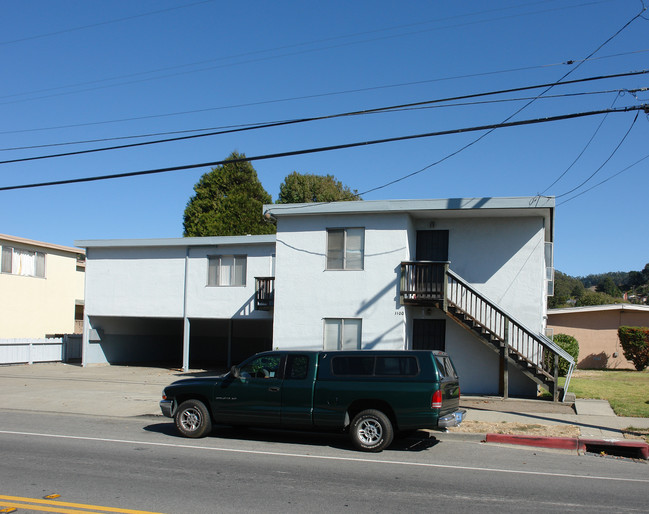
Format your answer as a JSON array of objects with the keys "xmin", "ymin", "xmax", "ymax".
[{"xmin": 560, "ymin": 369, "xmax": 649, "ymax": 418}]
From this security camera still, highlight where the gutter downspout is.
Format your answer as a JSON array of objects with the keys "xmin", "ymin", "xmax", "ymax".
[{"xmin": 182, "ymin": 246, "xmax": 190, "ymax": 372}]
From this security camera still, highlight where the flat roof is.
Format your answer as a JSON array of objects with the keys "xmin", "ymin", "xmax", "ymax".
[
  {"xmin": 75, "ymin": 234, "xmax": 276, "ymax": 249},
  {"xmin": 265, "ymin": 196, "xmax": 554, "ymax": 216},
  {"xmin": 265, "ymin": 196, "xmax": 554, "ymax": 240},
  {"xmin": 1, "ymin": 233, "xmax": 85, "ymax": 255},
  {"xmin": 549, "ymin": 304, "xmax": 649, "ymax": 315}
]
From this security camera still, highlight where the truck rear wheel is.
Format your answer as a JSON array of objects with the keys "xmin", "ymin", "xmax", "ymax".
[
  {"xmin": 175, "ymin": 399, "xmax": 212, "ymax": 438},
  {"xmin": 350, "ymin": 409, "xmax": 393, "ymax": 452}
]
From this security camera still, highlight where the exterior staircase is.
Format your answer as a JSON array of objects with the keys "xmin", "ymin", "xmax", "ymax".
[{"xmin": 400, "ymin": 262, "xmax": 574, "ymax": 401}]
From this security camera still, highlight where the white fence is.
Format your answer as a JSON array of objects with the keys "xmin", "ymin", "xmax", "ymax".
[{"xmin": 0, "ymin": 338, "xmax": 64, "ymax": 365}]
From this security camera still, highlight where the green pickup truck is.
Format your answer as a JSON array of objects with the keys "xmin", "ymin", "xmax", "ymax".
[{"xmin": 160, "ymin": 350, "xmax": 465, "ymax": 452}]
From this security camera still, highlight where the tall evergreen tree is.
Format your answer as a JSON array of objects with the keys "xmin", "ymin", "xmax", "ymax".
[{"xmin": 183, "ymin": 152, "xmax": 275, "ymax": 236}]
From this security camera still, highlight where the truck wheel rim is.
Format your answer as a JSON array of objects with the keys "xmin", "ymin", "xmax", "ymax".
[
  {"xmin": 180, "ymin": 408, "xmax": 201, "ymax": 431},
  {"xmin": 358, "ymin": 419, "xmax": 382, "ymax": 445}
]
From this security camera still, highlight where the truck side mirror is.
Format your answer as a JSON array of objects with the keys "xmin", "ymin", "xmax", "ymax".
[{"xmin": 230, "ymin": 365, "xmax": 240, "ymax": 378}]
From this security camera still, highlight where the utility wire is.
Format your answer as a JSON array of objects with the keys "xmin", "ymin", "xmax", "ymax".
[
  {"xmin": 0, "ymin": 0, "xmax": 216, "ymax": 46},
  {"xmin": 557, "ymin": 152, "xmax": 649, "ymax": 205},
  {"xmin": 0, "ymin": 0, "xmax": 614, "ymax": 105},
  {"xmin": 554, "ymin": 110, "xmax": 640, "ymax": 198},
  {"xmin": 1, "ymin": 71, "xmax": 645, "ymax": 164},
  {"xmin": 539, "ymin": 93, "xmax": 620, "ymax": 194},
  {"xmin": 359, "ymin": 3, "xmax": 647, "ymax": 198},
  {"xmin": 0, "ymin": 87, "xmax": 623, "ymax": 153},
  {"xmin": 1, "ymin": 104, "xmax": 645, "ymax": 192},
  {"xmin": 4, "ymin": 47, "xmax": 647, "ymax": 135}
]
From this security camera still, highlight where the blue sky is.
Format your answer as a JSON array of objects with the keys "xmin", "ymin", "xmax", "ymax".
[{"xmin": 1, "ymin": 0, "xmax": 647, "ymax": 277}]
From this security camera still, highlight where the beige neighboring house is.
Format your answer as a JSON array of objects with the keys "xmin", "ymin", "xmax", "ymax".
[
  {"xmin": 1, "ymin": 234, "xmax": 85, "ymax": 338},
  {"xmin": 547, "ymin": 304, "xmax": 649, "ymax": 370}
]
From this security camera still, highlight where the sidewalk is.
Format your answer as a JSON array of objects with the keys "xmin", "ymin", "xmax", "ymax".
[{"xmin": 1, "ymin": 362, "xmax": 647, "ymax": 457}]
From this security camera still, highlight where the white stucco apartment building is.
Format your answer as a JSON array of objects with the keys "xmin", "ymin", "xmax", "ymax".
[
  {"xmin": 1, "ymin": 234, "xmax": 85, "ymax": 338},
  {"xmin": 77, "ymin": 196, "xmax": 569, "ymax": 397}
]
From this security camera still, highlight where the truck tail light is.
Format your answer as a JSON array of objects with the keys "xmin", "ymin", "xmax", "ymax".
[{"xmin": 431, "ymin": 389, "xmax": 442, "ymax": 409}]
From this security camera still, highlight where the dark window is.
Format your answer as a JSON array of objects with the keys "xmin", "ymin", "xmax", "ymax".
[
  {"xmin": 285, "ymin": 355, "xmax": 309, "ymax": 380},
  {"xmin": 332, "ymin": 356, "xmax": 375, "ymax": 376},
  {"xmin": 375, "ymin": 356, "xmax": 419, "ymax": 376}
]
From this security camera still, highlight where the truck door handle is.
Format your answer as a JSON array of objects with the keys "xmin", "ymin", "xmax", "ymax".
[{"xmin": 269, "ymin": 387, "xmax": 280, "ymax": 392}]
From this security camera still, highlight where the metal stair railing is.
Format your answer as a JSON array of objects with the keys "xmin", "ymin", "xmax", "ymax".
[{"xmin": 446, "ymin": 269, "xmax": 574, "ymax": 400}]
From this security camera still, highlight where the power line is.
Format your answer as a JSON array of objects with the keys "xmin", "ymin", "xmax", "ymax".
[
  {"xmin": 539, "ymin": 94, "xmax": 620, "ymax": 194},
  {"xmin": 554, "ymin": 110, "xmax": 640, "ymax": 198},
  {"xmin": 0, "ymin": 1, "xmax": 615, "ymax": 106},
  {"xmin": 557, "ymin": 152, "xmax": 649, "ymax": 206},
  {"xmin": 1, "ymin": 104, "xmax": 645, "ymax": 192},
  {"xmin": 0, "ymin": 87, "xmax": 623, "ymax": 153},
  {"xmin": 1, "ymin": 70, "xmax": 645, "ymax": 164},
  {"xmin": 0, "ymin": 0, "xmax": 216, "ymax": 46}
]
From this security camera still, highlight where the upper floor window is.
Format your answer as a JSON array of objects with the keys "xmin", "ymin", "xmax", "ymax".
[
  {"xmin": 208, "ymin": 255, "xmax": 246, "ymax": 286},
  {"xmin": 326, "ymin": 228, "xmax": 364, "ymax": 270},
  {"xmin": 1, "ymin": 246, "xmax": 45, "ymax": 278}
]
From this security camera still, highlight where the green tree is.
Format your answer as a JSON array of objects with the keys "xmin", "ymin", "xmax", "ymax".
[
  {"xmin": 596, "ymin": 276, "xmax": 622, "ymax": 297},
  {"xmin": 575, "ymin": 291, "xmax": 622, "ymax": 307},
  {"xmin": 276, "ymin": 172, "xmax": 360, "ymax": 204},
  {"xmin": 183, "ymin": 152, "xmax": 275, "ymax": 237}
]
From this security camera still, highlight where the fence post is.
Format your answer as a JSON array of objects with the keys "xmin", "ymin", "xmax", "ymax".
[{"xmin": 442, "ymin": 263, "xmax": 449, "ymax": 312}]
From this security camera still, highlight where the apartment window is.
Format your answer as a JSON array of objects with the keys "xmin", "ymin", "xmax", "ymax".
[
  {"xmin": 208, "ymin": 255, "xmax": 246, "ymax": 286},
  {"xmin": 545, "ymin": 242, "xmax": 554, "ymax": 297},
  {"xmin": 326, "ymin": 228, "xmax": 364, "ymax": 270},
  {"xmin": 1, "ymin": 246, "xmax": 45, "ymax": 278},
  {"xmin": 323, "ymin": 318, "xmax": 362, "ymax": 350}
]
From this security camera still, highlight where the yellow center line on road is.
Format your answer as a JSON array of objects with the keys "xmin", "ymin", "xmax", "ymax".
[{"xmin": 0, "ymin": 496, "xmax": 166, "ymax": 514}]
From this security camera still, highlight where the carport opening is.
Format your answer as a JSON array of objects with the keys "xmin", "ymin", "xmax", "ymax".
[
  {"xmin": 189, "ymin": 318, "xmax": 273, "ymax": 370},
  {"xmin": 87, "ymin": 316, "xmax": 183, "ymax": 368}
]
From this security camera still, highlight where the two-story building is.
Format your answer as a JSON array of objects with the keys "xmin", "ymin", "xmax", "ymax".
[
  {"xmin": 1, "ymin": 234, "xmax": 85, "ymax": 338},
  {"xmin": 77, "ymin": 196, "xmax": 572, "ymax": 398}
]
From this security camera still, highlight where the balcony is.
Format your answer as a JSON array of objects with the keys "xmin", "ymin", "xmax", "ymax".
[
  {"xmin": 400, "ymin": 261, "xmax": 449, "ymax": 305},
  {"xmin": 255, "ymin": 277, "xmax": 275, "ymax": 310}
]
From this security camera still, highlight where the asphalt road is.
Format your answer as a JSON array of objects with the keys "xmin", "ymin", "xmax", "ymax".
[{"xmin": 1, "ymin": 410, "xmax": 648, "ymax": 513}]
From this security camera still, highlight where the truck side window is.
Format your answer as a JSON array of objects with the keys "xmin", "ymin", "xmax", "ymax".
[
  {"xmin": 375, "ymin": 357, "xmax": 418, "ymax": 376},
  {"xmin": 332, "ymin": 356, "xmax": 374, "ymax": 376},
  {"xmin": 240, "ymin": 354, "xmax": 282, "ymax": 379},
  {"xmin": 285, "ymin": 355, "xmax": 309, "ymax": 380}
]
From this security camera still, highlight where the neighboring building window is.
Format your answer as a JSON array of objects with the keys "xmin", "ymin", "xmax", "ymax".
[
  {"xmin": 208, "ymin": 255, "xmax": 246, "ymax": 286},
  {"xmin": 323, "ymin": 318, "xmax": 362, "ymax": 350},
  {"xmin": 326, "ymin": 228, "xmax": 364, "ymax": 270},
  {"xmin": 1, "ymin": 246, "xmax": 45, "ymax": 278}
]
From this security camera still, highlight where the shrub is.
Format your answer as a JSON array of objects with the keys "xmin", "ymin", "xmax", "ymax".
[
  {"xmin": 618, "ymin": 326, "xmax": 649, "ymax": 371},
  {"xmin": 550, "ymin": 333, "xmax": 579, "ymax": 376}
]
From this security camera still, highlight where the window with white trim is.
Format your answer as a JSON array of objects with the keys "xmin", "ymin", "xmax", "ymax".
[
  {"xmin": 326, "ymin": 228, "xmax": 364, "ymax": 270},
  {"xmin": 323, "ymin": 318, "xmax": 362, "ymax": 350},
  {"xmin": 1, "ymin": 246, "xmax": 46, "ymax": 278},
  {"xmin": 208, "ymin": 255, "xmax": 246, "ymax": 286}
]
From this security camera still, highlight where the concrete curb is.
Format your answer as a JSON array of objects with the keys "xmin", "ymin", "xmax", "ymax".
[{"xmin": 485, "ymin": 433, "xmax": 649, "ymax": 459}]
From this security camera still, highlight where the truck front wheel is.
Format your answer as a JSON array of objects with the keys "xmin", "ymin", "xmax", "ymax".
[
  {"xmin": 350, "ymin": 409, "xmax": 394, "ymax": 452},
  {"xmin": 175, "ymin": 399, "xmax": 212, "ymax": 438}
]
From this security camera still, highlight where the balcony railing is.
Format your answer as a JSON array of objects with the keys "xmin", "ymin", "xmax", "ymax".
[
  {"xmin": 400, "ymin": 261, "xmax": 449, "ymax": 305},
  {"xmin": 255, "ymin": 277, "xmax": 275, "ymax": 310}
]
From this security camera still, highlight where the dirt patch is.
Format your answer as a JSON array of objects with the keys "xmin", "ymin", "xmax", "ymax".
[
  {"xmin": 447, "ymin": 420, "xmax": 581, "ymax": 438},
  {"xmin": 622, "ymin": 427, "xmax": 649, "ymax": 443}
]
